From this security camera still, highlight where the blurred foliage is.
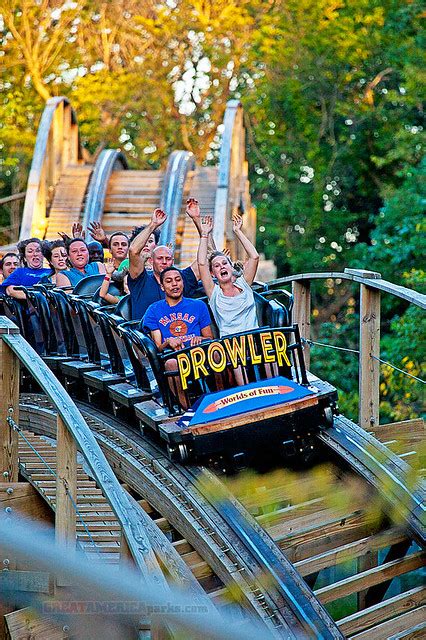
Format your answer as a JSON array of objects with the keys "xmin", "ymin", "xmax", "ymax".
[{"xmin": 0, "ymin": 0, "xmax": 424, "ymax": 420}]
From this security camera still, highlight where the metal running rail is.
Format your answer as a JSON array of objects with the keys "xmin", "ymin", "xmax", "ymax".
[
  {"xmin": 318, "ymin": 415, "xmax": 425, "ymax": 546},
  {"xmin": 194, "ymin": 468, "xmax": 344, "ymax": 640},
  {"xmin": 19, "ymin": 394, "xmax": 343, "ymax": 639},
  {"xmin": 81, "ymin": 148, "xmax": 128, "ymax": 229}
]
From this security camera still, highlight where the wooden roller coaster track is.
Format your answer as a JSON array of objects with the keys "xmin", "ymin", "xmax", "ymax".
[
  {"xmin": 14, "ymin": 97, "xmax": 255, "ymax": 263},
  {"xmin": 0, "ymin": 266, "xmax": 424, "ymax": 639},
  {"xmin": 0, "ymin": 98, "xmax": 424, "ymax": 640}
]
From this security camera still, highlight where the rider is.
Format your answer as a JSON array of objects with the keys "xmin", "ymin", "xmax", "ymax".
[{"xmin": 128, "ymin": 204, "xmax": 204, "ymax": 320}]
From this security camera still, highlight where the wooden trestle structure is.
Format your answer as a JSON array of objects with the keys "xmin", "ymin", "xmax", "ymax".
[{"xmin": 16, "ymin": 96, "xmax": 255, "ymax": 264}]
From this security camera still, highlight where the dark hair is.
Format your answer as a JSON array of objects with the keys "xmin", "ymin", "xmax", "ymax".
[
  {"xmin": 0, "ymin": 252, "xmax": 19, "ymax": 269},
  {"xmin": 108, "ymin": 231, "xmax": 129, "ymax": 249},
  {"xmin": 129, "ymin": 225, "xmax": 160, "ymax": 244},
  {"xmin": 208, "ymin": 251, "xmax": 232, "ymax": 271},
  {"xmin": 42, "ymin": 240, "xmax": 66, "ymax": 265},
  {"xmin": 17, "ymin": 238, "xmax": 42, "ymax": 266},
  {"xmin": 65, "ymin": 237, "xmax": 87, "ymax": 253},
  {"xmin": 159, "ymin": 266, "xmax": 181, "ymax": 285}
]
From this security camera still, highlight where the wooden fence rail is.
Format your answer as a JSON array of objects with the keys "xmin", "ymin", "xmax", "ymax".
[
  {"xmin": 271, "ymin": 268, "xmax": 425, "ymax": 429},
  {"xmin": 0, "ymin": 316, "xmax": 166, "ymax": 586}
]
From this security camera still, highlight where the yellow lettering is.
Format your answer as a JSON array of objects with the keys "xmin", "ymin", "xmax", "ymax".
[
  {"xmin": 223, "ymin": 335, "xmax": 246, "ymax": 368},
  {"xmin": 273, "ymin": 332, "xmax": 291, "ymax": 367},
  {"xmin": 177, "ymin": 353, "xmax": 191, "ymax": 391},
  {"xmin": 207, "ymin": 342, "xmax": 227, "ymax": 373},
  {"xmin": 190, "ymin": 347, "xmax": 209, "ymax": 382},
  {"xmin": 247, "ymin": 334, "xmax": 262, "ymax": 364},
  {"xmin": 260, "ymin": 332, "xmax": 275, "ymax": 362}
]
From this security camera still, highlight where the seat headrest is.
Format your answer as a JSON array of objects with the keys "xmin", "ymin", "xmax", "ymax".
[
  {"xmin": 73, "ymin": 274, "xmax": 105, "ymax": 296},
  {"xmin": 115, "ymin": 294, "xmax": 131, "ymax": 320}
]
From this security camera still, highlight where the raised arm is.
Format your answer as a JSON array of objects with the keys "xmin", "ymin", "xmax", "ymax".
[
  {"xmin": 186, "ymin": 198, "xmax": 216, "ymax": 278},
  {"xmin": 88, "ymin": 221, "xmax": 109, "ymax": 248},
  {"xmin": 99, "ymin": 258, "xmax": 119, "ymax": 304},
  {"xmin": 128, "ymin": 208, "xmax": 167, "ymax": 279},
  {"xmin": 232, "ymin": 214, "xmax": 259, "ymax": 285},
  {"xmin": 197, "ymin": 216, "xmax": 215, "ymax": 298}
]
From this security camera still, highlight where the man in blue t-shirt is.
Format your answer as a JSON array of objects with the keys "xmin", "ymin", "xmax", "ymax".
[
  {"xmin": 142, "ymin": 267, "xmax": 213, "ymax": 409},
  {"xmin": 142, "ymin": 267, "xmax": 213, "ymax": 350},
  {"xmin": 128, "ymin": 202, "xmax": 211, "ymax": 320}
]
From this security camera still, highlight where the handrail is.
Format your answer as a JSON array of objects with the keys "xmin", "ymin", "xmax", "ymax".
[
  {"xmin": 159, "ymin": 150, "xmax": 195, "ymax": 246},
  {"xmin": 81, "ymin": 149, "xmax": 128, "ymax": 230},
  {"xmin": 0, "ymin": 192, "xmax": 26, "ymax": 206},
  {"xmin": 269, "ymin": 269, "xmax": 426, "ymax": 309},
  {"xmin": 213, "ymin": 100, "xmax": 253, "ymax": 252},
  {"xmin": 0, "ymin": 316, "xmax": 166, "ymax": 586},
  {"xmin": 20, "ymin": 97, "xmax": 83, "ymax": 241},
  {"xmin": 267, "ymin": 268, "xmax": 425, "ymax": 431}
]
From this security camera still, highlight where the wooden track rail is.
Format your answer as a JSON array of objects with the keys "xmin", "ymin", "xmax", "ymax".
[
  {"xmin": 0, "ymin": 318, "xmax": 168, "ymax": 579},
  {"xmin": 20, "ymin": 97, "xmax": 84, "ymax": 241},
  {"xmin": 10, "ymin": 97, "xmax": 254, "ymax": 260},
  {"xmin": 17, "ymin": 395, "xmax": 340, "ymax": 639},
  {"xmin": 15, "ymin": 392, "xmax": 425, "ymax": 640}
]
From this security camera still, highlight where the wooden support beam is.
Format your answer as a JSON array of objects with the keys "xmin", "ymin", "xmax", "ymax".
[
  {"xmin": 295, "ymin": 527, "xmax": 407, "ymax": 577},
  {"xmin": 337, "ymin": 586, "xmax": 426, "ymax": 636},
  {"xmin": 0, "ymin": 331, "xmax": 20, "ymax": 483},
  {"xmin": 0, "ymin": 482, "xmax": 53, "ymax": 523},
  {"xmin": 292, "ymin": 280, "xmax": 311, "ymax": 369},
  {"xmin": 358, "ymin": 272, "xmax": 381, "ymax": 429},
  {"xmin": 55, "ymin": 415, "xmax": 77, "ymax": 551},
  {"xmin": 358, "ymin": 550, "xmax": 378, "ymax": 610},
  {"xmin": 349, "ymin": 605, "xmax": 426, "ymax": 640},
  {"xmin": 315, "ymin": 550, "xmax": 424, "ymax": 604},
  {"xmin": 363, "ymin": 538, "xmax": 411, "ymax": 609}
]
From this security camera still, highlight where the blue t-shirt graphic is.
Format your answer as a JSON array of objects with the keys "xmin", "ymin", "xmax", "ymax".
[
  {"xmin": 142, "ymin": 297, "xmax": 211, "ymax": 344},
  {"xmin": 0, "ymin": 267, "xmax": 52, "ymax": 293},
  {"xmin": 128, "ymin": 266, "xmax": 198, "ymax": 320}
]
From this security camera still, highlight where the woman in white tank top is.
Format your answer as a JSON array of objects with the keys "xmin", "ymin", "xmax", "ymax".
[{"xmin": 197, "ymin": 213, "xmax": 259, "ymax": 337}]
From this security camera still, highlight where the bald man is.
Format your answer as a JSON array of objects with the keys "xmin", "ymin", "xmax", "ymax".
[{"xmin": 127, "ymin": 208, "xmax": 200, "ymax": 320}]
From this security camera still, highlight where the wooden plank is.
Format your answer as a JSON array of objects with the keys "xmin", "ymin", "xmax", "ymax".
[
  {"xmin": 280, "ymin": 513, "xmax": 374, "ymax": 563},
  {"xmin": 0, "ymin": 192, "xmax": 26, "ymax": 205},
  {"xmin": 0, "ymin": 334, "xmax": 20, "ymax": 483},
  {"xmin": 0, "ymin": 570, "xmax": 53, "ymax": 594},
  {"xmin": 292, "ymin": 280, "xmax": 311, "ymax": 369},
  {"xmin": 389, "ymin": 622, "xmax": 426, "ymax": 639},
  {"xmin": 269, "ymin": 272, "xmax": 426, "ymax": 309},
  {"xmin": 315, "ymin": 551, "xmax": 425, "ymax": 604},
  {"xmin": 0, "ymin": 482, "xmax": 52, "ymax": 522},
  {"xmin": 295, "ymin": 527, "xmax": 407, "ymax": 577},
  {"xmin": 359, "ymin": 279, "xmax": 381, "ymax": 429},
  {"xmin": 4, "ymin": 607, "xmax": 68, "ymax": 640},
  {"xmin": 184, "ymin": 395, "xmax": 319, "ymax": 436},
  {"xmin": 350, "ymin": 606, "xmax": 426, "ymax": 640},
  {"xmin": 372, "ymin": 419, "xmax": 424, "ymax": 447},
  {"xmin": 337, "ymin": 586, "xmax": 426, "ymax": 636}
]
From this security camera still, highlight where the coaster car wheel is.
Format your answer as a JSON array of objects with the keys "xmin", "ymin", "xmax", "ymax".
[
  {"xmin": 323, "ymin": 406, "xmax": 334, "ymax": 427},
  {"xmin": 166, "ymin": 443, "xmax": 189, "ymax": 463}
]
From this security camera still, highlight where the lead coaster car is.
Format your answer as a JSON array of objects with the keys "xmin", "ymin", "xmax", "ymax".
[{"xmin": 135, "ymin": 324, "xmax": 338, "ymax": 466}]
